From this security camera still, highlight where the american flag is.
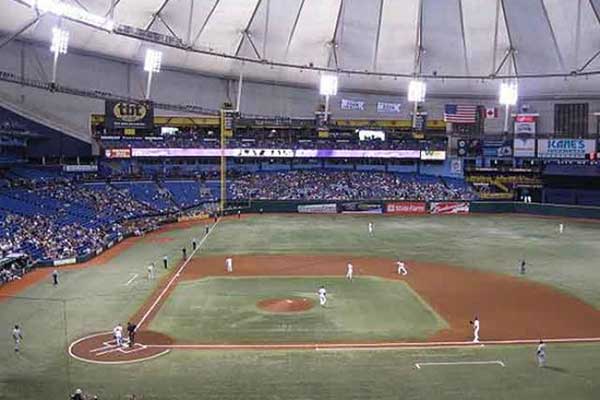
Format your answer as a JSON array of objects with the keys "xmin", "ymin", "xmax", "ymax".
[{"xmin": 444, "ymin": 104, "xmax": 478, "ymax": 123}]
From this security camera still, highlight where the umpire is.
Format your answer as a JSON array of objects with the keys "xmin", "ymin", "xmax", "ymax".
[{"xmin": 127, "ymin": 322, "xmax": 137, "ymax": 346}]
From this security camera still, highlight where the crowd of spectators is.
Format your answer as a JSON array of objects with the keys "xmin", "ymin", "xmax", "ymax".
[{"xmin": 229, "ymin": 170, "xmax": 476, "ymax": 201}]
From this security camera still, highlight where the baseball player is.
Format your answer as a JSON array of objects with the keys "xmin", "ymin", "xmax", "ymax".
[
  {"xmin": 52, "ymin": 269, "xmax": 59, "ymax": 286},
  {"xmin": 127, "ymin": 321, "xmax": 137, "ymax": 346},
  {"xmin": 225, "ymin": 257, "xmax": 233, "ymax": 273},
  {"xmin": 519, "ymin": 259, "xmax": 527, "ymax": 275},
  {"xmin": 559, "ymin": 223, "xmax": 564, "ymax": 234},
  {"xmin": 345, "ymin": 262, "xmax": 354, "ymax": 281},
  {"xmin": 147, "ymin": 263, "xmax": 155, "ymax": 280},
  {"xmin": 396, "ymin": 260, "xmax": 408, "ymax": 276},
  {"xmin": 113, "ymin": 323, "xmax": 123, "ymax": 347},
  {"xmin": 163, "ymin": 255, "xmax": 168, "ymax": 269},
  {"xmin": 470, "ymin": 316, "xmax": 480, "ymax": 343},
  {"xmin": 368, "ymin": 222, "xmax": 374, "ymax": 236},
  {"xmin": 12, "ymin": 324, "xmax": 23, "ymax": 352},
  {"xmin": 536, "ymin": 339, "xmax": 546, "ymax": 367},
  {"xmin": 192, "ymin": 238, "xmax": 198, "ymax": 251},
  {"xmin": 317, "ymin": 285, "xmax": 327, "ymax": 307}
]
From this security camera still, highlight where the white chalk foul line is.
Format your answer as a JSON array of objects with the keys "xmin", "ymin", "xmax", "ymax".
[
  {"xmin": 135, "ymin": 218, "xmax": 221, "ymax": 331},
  {"xmin": 125, "ymin": 274, "xmax": 138, "ymax": 286},
  {"xmin": 415, "ymin": 360, "xmax": 505, "ymax": 369}
]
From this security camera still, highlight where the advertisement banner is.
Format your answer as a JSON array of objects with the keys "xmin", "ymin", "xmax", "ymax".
[
  {"xmin": 104, "ymin": 148, "xmax": 132, "ymax": 159},
  {"xmin": 129, "ymin": 148, "xmax": 421, "ymax": 159},
  {"xmin": 340, "ymin": 202, "xmax": 383, "ymax": 214},
  {"xmin": 105, "ymin": 100, "xmax": 154, "ymax": 130},
  {"xmin": 537, "ymin": 139, "xmax": 596, "ymax": 159},
  {"xmin": 377, "ymin": 102, "xmax": 402, "ymax": 113},
  {"xmin": 386, "ymin": 202, "xmax": 426, "ymax": 214},
  {"xmin": 420, "ymin": 150, "xmax": 446, "ymax": 160},
  {"xmin": 430, "ymin": 202, "xmax": 470, "ymax": 214},
  {"xmin": 514, "ymin": 114, "xmax": 537, "ymax": 134},
  {"xmin": 63, "ymin": 164, "xmax": 99, "ymax": 172},
  {"xmin": 513, "ymin": 137, "xmax": 536, "ymax": 157},
  {"xmin": 53, "ymin": 257, "xmax": 77, "ymax": 266},
  {"xmin": 297, "ymin": 204, "xmax": 338, "ymax": 214},
  {"xmin": 483, "ymin": 140, "xmax": 513, "ymax": 157},
  {"xmin": 340, "ymin": 99, "xmax": 365, "ymax": 111}
]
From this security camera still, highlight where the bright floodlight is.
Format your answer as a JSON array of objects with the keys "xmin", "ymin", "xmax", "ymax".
[
  {"xmin": 499, "ymin": 81, "xmax": 518, "ymax": 106},
  {"xmin": 50, "ymin": 27, "xmax": 69, "ymax": 55},
  {"xmin": 144, "ymin": 49, "xmax": 163, "ymax": 73},
  {"xmin": 407, "ymin": 80, "xmax": 426, "ymax": 102},
  {"xmin": 320, "ymin": 74, "xmax": 338, "ymax": 96},
  {"xmin": 33, "ymin": 0, "xmax": 114, "ymax": 31}
]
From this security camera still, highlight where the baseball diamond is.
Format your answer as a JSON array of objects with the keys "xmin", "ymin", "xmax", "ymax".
[{"xmin": 4, "ymin": 2, "xmax": 600, "ymax": 398}]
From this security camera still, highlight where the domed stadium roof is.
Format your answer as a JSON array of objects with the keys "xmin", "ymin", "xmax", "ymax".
[{"xmin": 2, "ymin": 0, "xmax": 600, "ymax": 97}]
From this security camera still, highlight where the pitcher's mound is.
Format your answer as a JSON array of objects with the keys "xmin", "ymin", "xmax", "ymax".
[{"xmin": 257, "ymin": 297, "xmax": 314, "ymax": 313}]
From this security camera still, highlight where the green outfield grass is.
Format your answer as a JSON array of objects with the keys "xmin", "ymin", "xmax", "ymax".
[
  {"xmin": 1, "ymin": 214, "xmax": 600, "ymax": 400},
  {"xmin": 150, "ymin": 276, "xmax": 447, "ymax": 343}
]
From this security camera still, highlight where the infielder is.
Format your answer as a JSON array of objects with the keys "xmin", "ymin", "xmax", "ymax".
[
  {"xmin": 225, "ymin": 257, "xmax": 233, "ymax": 273},
  {"xmin": 345, "ymin": 262, "xmax": 354, "ymax": 281},
  {"xmin": 368, "ymin": 222, "xmax": 374, "ymax": 236},
  {"xmin": 12, "ymin": 324, "xmax": 23, "ymax": 352},
  {"xmin": 536, "ymin": 339, "xmax": 546, "ymax": 367},
  {"xmin": 147, "ymin": 263, "xmax": 155, "ymax": 280},
  {"xmin": 470, "ymin": 316, "xmax": 480, "ymax": 343},
  {"xmin": 396, "ymin": 260, "xmax": 408, "ymax": 276},
  {"xmin": 163, "ymin": 255, "xmax": 168, "ymax": 269},
  {"xmin": 113, "ymin": 323, "xmax": 123, "ymax": 347},
  {"xmin": 317, "ymin": 285, "xmax": 327, "ymax": 307}
]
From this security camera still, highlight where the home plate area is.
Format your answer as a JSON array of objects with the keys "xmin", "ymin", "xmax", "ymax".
[{"xmin": 69, "ymin": 331, "xmax": 173, "ymax": 364}]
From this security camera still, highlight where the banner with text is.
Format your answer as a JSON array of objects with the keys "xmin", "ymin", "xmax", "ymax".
[
  {"xmin": 386, "ymin": 202, "xmax": 427, "ymax": 214},
  {"xmin": 105, "ymin": 100, "xmax": 154, "ymax": 130},
  {"xmin": 376, "ymin": 102, "xmax": 402, "ymax": 113},
  {"xmin": 537, "ymin": 139, "xmax": 596, "ymax": 159},
  {"xmin": 340, "ymin": 99, "xmax": 365, "ymax": 111},
  {"xmin": 429, "ymin": 202, "xmax": 470, "ymax": 214},
  {"xmin": 513, "ymin": 137, "xmax": 536, "ymax": 157},
  {"xmin": 297, "ymin": 204, "xmax": 338, "ymax": 214}
]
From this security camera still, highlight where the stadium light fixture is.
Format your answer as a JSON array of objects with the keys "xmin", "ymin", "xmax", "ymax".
[
  {"xmin": 50, "ymin": 26, "xmax": 69, "ymax": 85},
  {"xmin": 144, "ymin": 49, "xmax": 163, "ymax": 99},
  {"xmin": 319, "ymin": 74, "xmax": 338, "ymax": 123},
  {"xmin": 499, "ymin": 81, "xmax": 518, "ymax": 132},
  {"xmin": 32, "ymin": 0, "xmax": 114, "ymax": 31},
  {"xmin": 319, "ymin": 74, "xmax": 338, "ymax": 96},
  {"xmin": 407, "ymin": 79, "xmax": 426, "ymax": 103},
  {"xmin": 50, "ymin": 27, "xmax": 69, "ymax": 55},
  {"xmin": 499, "ymin": 81, "xmax": 518, "ymax": 106}
]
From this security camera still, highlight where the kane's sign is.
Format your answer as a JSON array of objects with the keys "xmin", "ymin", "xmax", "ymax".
[{"xmin": 537, "ymin": 139, "xmax": 596, "ymax": 159}]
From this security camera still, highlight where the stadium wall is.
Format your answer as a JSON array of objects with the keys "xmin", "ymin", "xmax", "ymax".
[{"xmin": 1, "ymin": 40, "xmax": 600, "ymax": 143}]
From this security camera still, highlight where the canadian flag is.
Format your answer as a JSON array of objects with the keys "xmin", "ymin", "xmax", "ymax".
[{"xmin": 485, "ymin": 107, "xmax": 498, "ymax": 119}]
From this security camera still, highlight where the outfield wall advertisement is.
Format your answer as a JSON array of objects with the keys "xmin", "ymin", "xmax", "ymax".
[
  {"xmin": 297, "ymin": 204, "xmax": 338, "ymax": 214},
  {"xmin": 386, "ymin": 202, "xmax": 427, "ymax": 214},
  {"xmin": 429, "ymin": 202, "xmax": 470, "ymax": 214}
]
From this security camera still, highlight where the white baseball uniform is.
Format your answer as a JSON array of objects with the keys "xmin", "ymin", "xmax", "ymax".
[
  {"xmin": 318, "ymin": 287, "xmax": 327, "ymax": 306},
  {"xmin": 536, "ymin": 342, "xmax": 546, "ymax": 367},
  {"xmin": 147, "ymin": 264, "xmax": 154, "ymax": 279},
  {"xmin": 12, "ymin": 327, "xmax": 23, "ymax": 352},
  {"xmin": 113, "ymin": 325, "xmax": 123, "ymax": 347},
  {"xmin": 559, "ymin": 223, "xmax": 564, "ymax": 234},
  {"xmin": 225, "ymin": 257, "xmax": 233, "ymax": 273},
  {"xmin": 397, "ymin": 261, "xmax": 408, "ymax": 275},
  {"xmin": 472, "ymin": 319, "xmax": 480, "ymax": 343},
  {"xmin": 346, "ymin": 263, "xmax": 353, "ymax": 280},
  {"xmin": 368, "ymin": 222, "xmax": 373, "ymax": 235}
]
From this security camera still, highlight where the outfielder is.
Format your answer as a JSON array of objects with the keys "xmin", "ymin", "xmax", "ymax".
[
  {"xmin": 12, "ymin": 324, "xmax": 23, "ymax": 352},
  {"xmin": 147, "ymin": 263, "xmax": 155, "ymax": 280},
  {"xmin": 559, "ymin": 223, "xmax": 564, "ymax": 234},
  {"xmin": 345, "ymin": 262, "xmax": 353, "ymax": 281},
  {"xmin": 113, "ymin": 323, "xmax": 123, "ymax": 347},
  {"xmin": 396, "ymin": 260, "xmax": 408, "ymax": 276},
  {"xmin": 519, "ymin": 259, "xmax": 527, "ymax": 275},
  {"xmin": 317, "ymin": 285, "xmax": 327, "ymax": 307},
  {"xmin": 225, "ymin": 257, "xmax": 233, "ymax": 273},
  {"xmin": 470, "ymin": 316, "xmax": 480, "ymax": 343},
  {"xmin": 368, "ymin": 222, "xmax": 374, "ymax": 236},
  {"xmin": 536, "ymin": 340, "xmax": 546, "ymax": 367}
]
